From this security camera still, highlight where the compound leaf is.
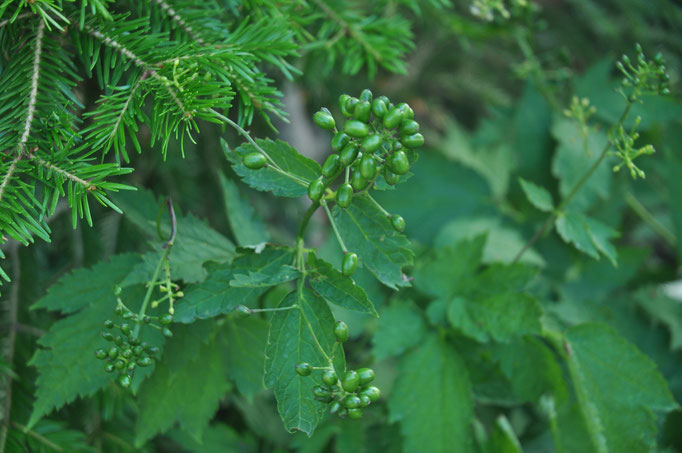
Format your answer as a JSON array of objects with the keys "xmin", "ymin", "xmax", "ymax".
[
  {"xmin": 223, "ymin": 317, "xmax": 269, "ymax": 399},
  {"xmin": 372, "ymin": 300, "xmax": 426, "ymax": 361},
  {"xmin": 219, "ymin": 172, "xmax": 269, "ymax": 246},
  {"xmin": 309, "ymin": 256, "xmax": 377, "ymax": 317},
  {"xmin": 519, "ymin": 177, "xmax": 554, "ymax": 212}
]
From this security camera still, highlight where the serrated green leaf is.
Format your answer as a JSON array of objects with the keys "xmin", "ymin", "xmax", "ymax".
[
  {"xmin": 264, "ymin": 288, "xmax": 344, "ymax": 436},
  {"xmin": 559, "ymin": 323, "xmax": 677, "ymax": 453},
  {"xmin": 175, "ymin": 247, "xmax": 294, "ymax": 322},
  {"xmin": 218, "ymin": 172, "xmax": 269, "ymax": 246},
  {"xmin": 471, "ymin": 293, "xmax": 542, "ymax": 342},
  {"xmin": 332, "ymin": 196, "xmax": 413, "ymax": 290},
  {"xmin": 135, "ymin": 330, "xmax": 230, "ymax": 446},
  {"xmin": 556, "ymin": 211, "xmax": 599, "ymax": 259},
  {"xmin": 225, "ymin": 138, "xmax": 320, "ymax": 198},
  {"xmin": 636, "ymin": 287, "xmax": 682, "ymax": 351},
  {"xmin": 372, "ymin": 300, "xmax": 426, "ymax": 361},
  {"xmin": 169, "ymin": 423, "xmax": 257, "ymax": 453},
  {"xmin": 309, "ymin": 256, "xmax": 377, "ymax": 317},
  {"xmin": 519, "ymin": 178, "xmax": 554, "ymax": 212},
  {"xmin": 551, "ymin": 118, "xmax": 611, "ymax": 212},
  {"xmin": 414, "ymin": 236, "xmax": 485, "ymax": 298},
  {"xmin": 583, "ymin": 216, "xmax": 619, "ymax": 266},
  {"xmin": 123, "ymin": 214, "xmax": 235, "ymax": 285},
  {"xmin": 27, "ymin": 295, "xmax": 115, "ymax": 429},
  {"xmin": 31, "ymin": 253, "xmax": 140, "ymax": 314},
  {"xmin": 223, "ymin": 317, "xmax": 268, "ymax": 399},
  {"xmin": 389, "ymin": 334, "xmax": 472, "ymax": 453},
  {"xmin": 435, "ymin": 217, "xmax": 545, "ymax": 266},
  {"xmin": 7, "ymin": 419, "xmax": 95, "ymax": 453},
  {"xmin": 230, "ymin": 264, "xmax": 300, "ymax": 288},
  {"xmin": 446, "ymin": 296, "xmax": 488, "ymax": 342}
]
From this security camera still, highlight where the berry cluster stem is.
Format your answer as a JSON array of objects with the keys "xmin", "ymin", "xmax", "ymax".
[{"xmin": 322, "ymin": 201, "xmax": 348, "ymax": 252}]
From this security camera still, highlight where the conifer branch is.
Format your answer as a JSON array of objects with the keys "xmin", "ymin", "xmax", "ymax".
[
  {"xmin": 31, "ymin": 157, "xmax": 95, "ymax": 191},
  {"xmin": 86, "ymin": 28, "xmax": 190, "ymax": 117},
  {"xmin": 0, "ymin": 12, "xmax": 32, "ymax": 28},
  {"xmin": 150, "ymin": 0, "xmax": 204, "ymax": 44},
  {"xmin": 107, "ymin": 73, "xmax": 148, "ymax": 146},
  {"xmin": 0, "ymin": 152, "xmax": 24, "ymax": 203},
  {"xmin": 17, "ymin": 20, "xmax": 45, "ymax": 155}
]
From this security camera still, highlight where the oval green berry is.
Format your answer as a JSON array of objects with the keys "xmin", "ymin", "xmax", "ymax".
[
  {"xmin": 359, "ymin": 88, "xmax": 373, "ymax": 103},
  {"xmin": 307, "ymin": 178, "xmax": 325, "ymax": 202},
  {"xmin": 108, "ymin": 347, "xmax": 119, "ymax": 359},
  {"xmin": 402, "ymin": 133, "xmax": 424, "ymax": 149},
  {"xmin": 342, "ymin": 252, "xmax": 358, "ymax": 276},
  {"xmin": 339, "ymin": 143, "xmax": 360, "ymax": 166},
  {"xmin": 95, "ymin": 348, "xmax": 107, "ymax": 360},
  {"xmin": 104, "ymin": 320, "xmax": 114, "ymax": 329},
  {"xmin": 121, "ymin": 348, "xmax": 133, "ymax": 359},
  {"xmin": 331, "ymin": 132, "xmax": 350, "ymax": 153},
  {"xmin": 344, "ymin": 120, "xmax": 370, "ymax": 138},
  {"xmin": 371, "ymin": 99, "xmax": 388, "ymax": 119},
  {"xmin": 396, "ymin": 102, "xmax": 414, "ymax": 119},
  {"xmin": 329, "ymin": 401, "xmax": 342, "ymax": 414},
  {"xmin": 388, "ymin": 150, "xmax": 410, "ymax": 175},
  {"xmin": 162, "ymin": 327, "xmax": 173, "ymax": 338},
  {"xmin": 339, "ymin": 94, "xmax": 352, "ymax": 117},
  {"xmin": 334, "ymin": 321, "xmax": 349, "ymax": 343},
  {"xmin": 160, "ymin": 313, "xmax": 173, "ymax": 325},
  {"xmin": 118, "ymin": 374, "xmax": 131, "ymax": 388},
  {"xmin": 351, "ymin": 171, "xmax": 368, "ymax": 191},
  {"xmin": 342, "ymin": 370, "xmax": 360, "ymax": 392},
  {"xmin": 114, "ymin": 359, "xmax": 126, "ymax": 370},
  {"xmin": 336, "ymin": 183, "xmax": 353, "ymax": 209},
  {"xmin": 359, "ymin": 154, "xmax": 377, "ymax": 180},
  {"xmin": 344, "ymin": 97, "xmax": 359, "ymax": 115},
  {"xmin": 322, "ymin": 369, "xmax": 338, "ymax": 386},
  {"xmin": 382, "ymin": 107, "xmax": 403, "ymax": 129},
  {"xmin": 360, "ymin": 385, "xmax": 381, "ymax": 402},
  {"xmin": 343, "ymin": 395, "xmax": 362, "ymax": 409},
  {"xmin": 312, "ymin": 385, "xmax": 331, "ymax": 399},
  {"xmin": 243, "ymin": 152, "xmax": 267, "ymax": 169},
  {"xmin": 322, "ymin": 154, "xmax": 341, "ymax": 177},
  {"xmin": 120, "ymin": 323, "xmax": 131, "ymax": 336},
  {"xmin": 114, "ymin": 335, "xmax": 124, "ymax": 346},
  {"xmin": 390, "ymin": 214, "xmax": 406, "ymax": 232},
  {"xmin": 361, "ymin": 134, "xmax": 382, "ymax": 153},
  {"xmin": 347, "ymin": 408, "xmax": 363, "ymax": 419},
  {"xmin": 399, "ymin": 119, "xmax": 420, "ymax": 135},
  {"xmin": 102, "ymin": 332, "xmax": 114, "ymax": 342},
  {"xmin": 353, "ymin": 100, "xmax": 371, "ymax": 123},
  {"xmin": 384, "ymin": 167, "xmax": 399, "ymax": 185},
  {"xmin": 295, "ymin": 362, "xmax": 313, "ymax": 376},
  {"xmin": 356, "ymin": 368, "xmax": 375, "ymax": 385},
  {"xmin": 133, "ymin": 345, "xmax": 144, "ymax": 356},
  {"xmin": 360, "ymin": 394, "xmax": 371, "ymax": 407},
  {"xmin": 313, "ymin": 110, "xmax": 335, "ymax": 130},
  {"xmin": 137, "ymin": 357, "xmax": 152, "ymax": 367}
]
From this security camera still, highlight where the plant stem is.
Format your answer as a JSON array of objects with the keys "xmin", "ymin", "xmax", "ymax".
[
  {"xmin": 366, "ymin": 193, "xmax": 389, "ymax": 216},
  {"xmin": 625, "ymin": 192, "xmax": 676, "ymax": 246},
  {"xmin": 297, "ymin": 201, "xmax": 320, "ymax": 243},
  {"xmin": 513, "ymin": 102, "xmax": 633, "ymax": 263},
  {"xmin": 133, "ymin": 244, "xmax": 172, "ymax": 337},
  {"xmin": 322, "ymin": 201, "xmax": 347, "ymax": 252},
  {"xmin": 12, "ymin": 421, "xmax": 63, "ymax": 452}
]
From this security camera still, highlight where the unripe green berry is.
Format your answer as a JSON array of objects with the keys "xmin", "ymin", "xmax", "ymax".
[
  {"xmin": 384, "ymin": 167, "xmax": 399, "ymax": 185},
  {"xmin": 143, "ymin": 316, "xmax": 152, "ymax": 324},
  {"xmin": 390, "ymin": 214, "xmax": 406, "ymax": 233},
  {"xmin": 322, "ymin": 369, "xmax": 338, "ymax": 386},
  {"xmin": 243, "ymin": 152, "xmax": 267, "ymax": 169},
  {"xmin": 402, "ymin": 133, "xmax": 424, "ymax": 149},
  {"xmin": 360, "ymin": 385, "xmax": 381, "ymax": 402},
  {"xmin": 114, "ymin": 305, "xmax": 124, "ymax": 316},
  {"xmin": 331, "ymin": 132, "xmax": 350, "ymax": 153},
  {"xmin": 137, "ymin": 357, "xmax": 152, "ymax": 367},
  {"xmin": 329, "ymin": 401, "xmax": 342, "ymax": 414},
  {"xmin": 353, "ymin": 101, "xmax": 371, "ymax": 123},
  {"xmin": 342, "ymin": 370, "xmax": 360, "ymax": 392},
  {"xmin": 114, "ymin": 359, "xmax": 126, "ymax": 370},
  {"xmin": 344, "ymin": 120, "xmax": 370, "ymax": 138},
  {"xmin": 104, "ymin": 363, "xmax": 115, "ymax": 373},
  {"xmin": 312, "ymin": 385, "xmax": 331, "ymax": 399},
  {"xmin": 382, "ymin": 107, "xmax": 403, "ymax": 129},
  {"xmin": 342, "ymin": 252, "xmax": 358, "ymax": 276},
  {"xmin": 351, "ymin": 170, "xmax": 368, "ymax": 191},
  {"xmin": 160, "ymin": 313, "xmax": 173, "ymax": 325},
  {"xmin": 361, "ymin": 134, "xmax": 382, "ymax": 153},
  {"xmin": 343, "ymin": 395, "xmax": 362, "ymax": 409},
  {"xmin": 114, "ymin": 335, "xmax": 124, "ymax": 346},
  {"xmin": 339, "ymin": 94, "xmax": 352, "ymax": 117},
  {"xmin": 399, "ymin": 119, "xmax": 420, "ymax": 135},
  {"xmin": 162, "ymin": 327, "xmax": 173, "ymax": 338},
  {"xmin": 307, "ymin": 178, "xmax": 325, "ymax": 202},
  {"xmin": 356, "ymin": 368, "xmax": 375, "ymax": 385},
  {"xmin": 122, "ymin": 348, "xmax": 133, "ymax": 359},
  {"xmin": 339, "ymin": 143, "xmax": 360, "ymax": 166},
  {"xmin": 359, "ymin": 154, "xmax": 377, "ymax": 180},
  {"xmin": 295, "ymin": 362, "xmax": 313, "ymax": 376},
  {"xmin": 359, "ymin": 88, "xmax": 373, "ymax": 103},
  {"xmin": 129, "ymin": 336, "xmax": 141, "ymax": 346},
  {"xmin": 147, "ymin": 346, "xmax": 160, "ymax": 355},
  {"xmin": 336, "ymin": 183, "xmax": 353, "ymax": 209},
  {"xmin": 133, "ymin": 345, "xmax": 144, "ymax": 356},
  {"xmin": 371, "ymin": 99, "xmax": 388, "ymax": 119},
  {"xmin": 388, "ymin": 150, "xmax": 410, "ymax": 175},
  {"xmin": 118, "ymin": 374, "xmax": 131, "ymax": 388},
  {"xmin": 347, "ymin": 408, "xmax": 363, "ymax": 419},
  {"xmin": 120, "ymin": 323, "xmax": 131, "ymax": 336},
  {"xmin": 108, "ymin": 347, "xmax": 119, "ymax": 359},
  {"xmin": 104, "ymin": 320, "xmax": 114, "ymax": 329},
  {"xmin": 313, "ymin": 109, "xmax": 335, "ymax": 130},
  {"xmin": 322, "ymin": 154, "xmax": 341, "ymax": 177},
  {"xmin": 95, "ymin": 348, "xmax": 107, "ymax": 360},
  {"xmin": 360, "ymin": 394, "xmax": 371, "ymax": 407},
  {"xmin": 334, "ymin": 321, "xmax": 349, "ymax": 343},
  {"xmin": 102, "ymin": 332, "xmax": 114, "ymax": 342}
]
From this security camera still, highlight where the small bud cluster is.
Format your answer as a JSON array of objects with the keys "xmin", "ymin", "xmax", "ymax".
[
  {"xmin": 609, "ymin": 116, "xmax": 655, "ymax": 180},
  {"xmin": 616, "ymin": 44, "xmax": 671, "ymax": 102},
  {"xmin": 295, "ymin": 321, "xmax": 381, "ymax": 420}
]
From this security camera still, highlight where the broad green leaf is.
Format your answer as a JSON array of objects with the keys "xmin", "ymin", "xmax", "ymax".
[
  {"xmin": 27, "ymin": 299, "xmax": 115, "ymax": 429},
  {"xmin": 169, "ymin": 423, "xmax": 257, "ymax": 453},
  {"xmin": 389, "ymin": 334, "xmax": 473, "ymax": 453},
  {"xmin": 374, "ymin": 152, "xmax": 493, "ymax": 244},
  {"xmin": 122, "ymin": 214, "xmax": 235, "ymax": 285},
  {"xmin": 663, "ymin": 129, "xmax": 682, "ymax": 261},
  {"xmin": 333, "ymin": 196, "xmax": 413, "ymax": 290},
  {"xmin": 225, "ymin": 138, "xmax": 320, "ymax": 198},
  {"xmin": 556, "ymin": 211, "xmax": 619, "ymax": 264},
  {"xmin": 135, "ymin": 332, "xmax": 230, "ymax": 446},
  {"xmin": 309, "ymin": 256, "xmax": 377, "ymax": 317},
  {"xmin": 446, "ymin": 297, "xmax": 488, "ymax": 342},
  {"xmin": 559, "ymin": 323, "xmax": 677, "ymax": 453},
  {"xmin": 230, "ymin": 265, "xmax": 300, "ymax": 288},
  {"xmin": 484, "ymin": 416, "xmax": 523, "ymax": 453},
  {"xmin": 494, "ymin": 337, "xmax": 568, "ymax": 404},
  {"xmin": 519, "ymin": 178, "xmax": 554, "ymax": 212},
  {"xmin": 264, "ymin": 288, "xmax": 344, "ymax": 436},
  {"xmin": 551, "ymin": 118, "xmax": 611, "ymax": 212},
  {"xmin": 174, "ymin": 247, "xmax": 294, "ymax": 322},
  {"xmin": 470, "ymin": 293, "xmax": 542, "ymax": 342},
  {"xmin": 372, "ymin": 300, "xmax": 426, "ymax": 361},
  {"xmin": 223, "ymin": 317, "xmax": 268, "ymax": 399},
  {"xmin": 7, "ymin": 419, "xmax": 94, "ymax": 453},
  {"xmin": 31, "ymin": 253, "xmax": 140, "ymax": 313},
  {"xmin": 636, "ymin": 287, "xmax": 682, "ymax": 351},
  {"xmin": 218, "ymin": 172, "xmax": 269, "ymax": 246},
  {"xmin": 414, "ymin": 236, "xmax": 485, "ymax": 298},
  {"xmin": 434, "ymin": 217, "xmax": 545, "ymax": 266}
]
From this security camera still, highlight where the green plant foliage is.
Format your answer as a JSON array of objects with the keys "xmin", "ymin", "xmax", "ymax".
[{"xmin": 4, "ymin": 1, "xmax": 682, "ymax": 452}]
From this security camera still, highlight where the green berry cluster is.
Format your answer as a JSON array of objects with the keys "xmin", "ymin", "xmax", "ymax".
[
  {"xmin": 94, "ymin": 286, "xmax": 174, "ymax": 388},
  {"xmin": 295, "ymin": 321, "xmax": 381, "ymax": 420},
  {"xmin": 616, "ymin": 44, "xmax": 671, "ymax": 101}
]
